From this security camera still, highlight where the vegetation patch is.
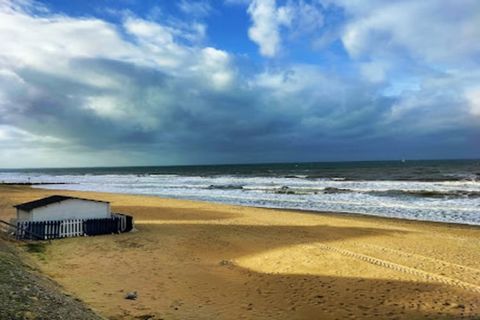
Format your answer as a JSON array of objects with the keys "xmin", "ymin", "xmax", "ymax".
[{"xmin": 25, "ymin": 242, "xmax": 47, "ymax": 254}]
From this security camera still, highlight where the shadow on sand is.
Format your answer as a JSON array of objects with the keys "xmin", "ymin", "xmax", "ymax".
[
  {"xmin": 114, "ymin": 205, "xmax": 242, "ymax": 221},
  {"xmin": 101, "ymin": 222, "xmax": 480, "ymax": 319}
]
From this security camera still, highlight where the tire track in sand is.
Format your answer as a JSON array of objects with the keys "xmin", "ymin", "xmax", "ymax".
[
  {"xmin": 315, "ymin": 244, "xmax": 480, "ymax": 294},
  {"xmin": 357, "ymin": 243, "xmax": 480, "ymax": 280}
]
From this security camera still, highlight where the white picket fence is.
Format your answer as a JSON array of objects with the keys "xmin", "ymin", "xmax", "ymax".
[
  {"xmin": 16, "ymin": 219, "xmax": 83, "ymax": 240},
  {"xmin": 13, "ymin": 213, "xmax": 132, "ymax": 240},
  {"xmin": 59, "ymin": 219, "xmax": 84, "ymax": 238}
]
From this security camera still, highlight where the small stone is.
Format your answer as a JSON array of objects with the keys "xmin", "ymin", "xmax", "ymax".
[
  {"xmin": 125, "ymin": 291, "xmax": 138, "ymax": 300},
  {"xmin": 219, "ymin": 260, "xmax": 232, "ymax": 266}
]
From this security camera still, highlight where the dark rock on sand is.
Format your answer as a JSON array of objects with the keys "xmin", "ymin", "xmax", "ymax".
[{"xmin": 125, "ymin": 291, "xmax": 138, "ymax": 300}]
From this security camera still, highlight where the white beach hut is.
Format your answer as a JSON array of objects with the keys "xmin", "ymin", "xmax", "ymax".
[
  {"xmin": 11, "ymin": 195, "xmax": 132, "ymax": 240},
  {"xmin": 14, "ymin": 195, "xmax": 111, "ymax": 222}
]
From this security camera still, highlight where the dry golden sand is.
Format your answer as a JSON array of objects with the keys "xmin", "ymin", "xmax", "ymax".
[{"xmin": 1, "ymin": 185, "xmax": 480, "ymax": 320}]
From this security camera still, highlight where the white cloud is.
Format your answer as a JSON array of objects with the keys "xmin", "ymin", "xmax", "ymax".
[
  {"xmin": 0, "ymin": 0, "xmax": 47, "ymax": 14},
  {"xmin": 0, "ymin": 4, "xmax": 211, "ymax": 76},
  {"xmin": 327, "ymin": 0, "xmax": 480, "ymax": 131},
  {"xmin": 0, "ymin": 8, "xmax": 139, "ymax": 79},
  {"xmin": 246, "ymin": 0, "xmax": 325, "ymax": 57},
  {"xmin": 465, "ymin": 87, "xmax": 480, "ymax": 117},
  {"xmin": 0, "ymin": 124, "xmax": 63, "ymax": 144},
  {"xmin": 123, "ymin": 17, "xmax": 189, "ymax": 69},
  {"xmin": 0, "ymin": 69, "xmax": 27, "ymax": 113},
  {"xmin": 288, "ymin": 0, "xmax": 324, "ymax": 36},
  {"xmin": 197, "ymin": 47, "xmax": 234, "ymax": 89},
  {"xmin": 178, "ymin": 0, "xmax": 212, "ymax": 18},
  {"xmin": 382, "ymin": 72, "xmax": 478, "ymax": 135},
  {"xmin": 360, "ymin": 62, "xmax": 387, "ymax": 83},
  {"xmin": 337, "ymin": 0, "xmax": 480, "ymax": 65},
  {"xmin": 247, "ymin": 0, "xmax": 293, "ymax": 57}
]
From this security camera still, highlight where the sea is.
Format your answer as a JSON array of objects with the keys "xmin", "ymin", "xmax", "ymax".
[{"xmin": 1, "ymin": 160, "xmax": 480, "ymax": 225}]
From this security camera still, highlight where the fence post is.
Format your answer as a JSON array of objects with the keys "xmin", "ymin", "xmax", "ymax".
[{"xmin": 15, "ymin": 221, "xmax": 21, "ymax": 240}]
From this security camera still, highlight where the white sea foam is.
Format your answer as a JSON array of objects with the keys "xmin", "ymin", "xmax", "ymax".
[{"xmin": 1, "ymin": 172, "xmax": 479, "ymax": 225}]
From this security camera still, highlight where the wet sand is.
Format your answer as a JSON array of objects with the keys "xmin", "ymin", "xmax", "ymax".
[{"xmin": 1, "ymin": 185, "xmax": 479, "ymax": 319}]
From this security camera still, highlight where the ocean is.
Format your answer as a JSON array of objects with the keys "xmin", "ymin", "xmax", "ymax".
[{"xmin": 1, "ymin": 160, "xmax": 479, "ymax": 225}]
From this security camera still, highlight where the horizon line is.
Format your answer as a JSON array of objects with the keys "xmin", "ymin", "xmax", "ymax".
[{"xmin": 1, "ymin": 157, "xmax": 479, "ymax": 171}]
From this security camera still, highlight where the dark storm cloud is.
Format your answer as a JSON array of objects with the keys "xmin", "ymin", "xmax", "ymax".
[
  {"xmin": 3, "ymin": 54, "xmax": 478, "ymax": 165},
  {"xmin": 5, "ymin": 57, "xmax": 390, "ymax": 158}
]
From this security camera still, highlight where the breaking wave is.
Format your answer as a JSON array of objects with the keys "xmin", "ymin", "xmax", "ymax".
[{"xmin": 1, "ymin": 160, "xmax": 479, "ymax": 226}]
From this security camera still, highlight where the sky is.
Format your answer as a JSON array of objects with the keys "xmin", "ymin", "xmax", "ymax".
[{"xmin": 0, "ymin": 0, "xmax": 479, "ymax": 168}]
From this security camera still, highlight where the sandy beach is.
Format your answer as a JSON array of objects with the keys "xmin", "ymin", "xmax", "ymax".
[{"xmin": 1, "ymin": 185, "xmax": 479, "ymax": 319}]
